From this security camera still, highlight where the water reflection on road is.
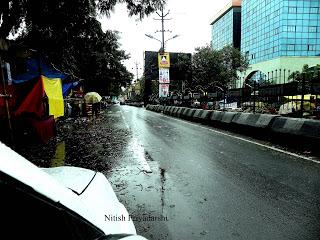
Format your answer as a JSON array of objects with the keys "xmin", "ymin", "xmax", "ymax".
[{"xmin": 50, "ymin": 141, "xmax": 65, "ymax": 167}]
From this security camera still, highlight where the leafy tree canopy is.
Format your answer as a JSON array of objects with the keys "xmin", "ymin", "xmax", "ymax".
[
  {"xmin": 192, "ymin": 45, "xmax": 248, "ymax": 91},
  {"xmin": 0, "ymin": 0, "xmax": 165, "ymax": 95}
]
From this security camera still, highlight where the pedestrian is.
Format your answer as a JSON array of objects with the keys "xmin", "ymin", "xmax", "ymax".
[{"xmin": 92, "ymin": 102, "xmax": 100, "ymax": 117}]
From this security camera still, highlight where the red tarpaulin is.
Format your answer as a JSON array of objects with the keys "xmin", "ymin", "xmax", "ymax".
[
  {"xmin": 0, "ymin": 77, "xmax": 45, "ymax": 118},
  {"xmin": 27, "ymin": 116, "xmax": 56, "ymax": 143},
  {"xmin": 14, "ymin": 77, "xmax": 45, "ymax": 118}
]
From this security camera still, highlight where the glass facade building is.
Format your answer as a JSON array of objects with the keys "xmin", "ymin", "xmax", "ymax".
[
  {"xmin": 241, "ymin": 0, "xmax": 320, "ymax": 65},
  {"xmin": 211, "ymin": 1, "xmax": 242, "ymax": 50}
]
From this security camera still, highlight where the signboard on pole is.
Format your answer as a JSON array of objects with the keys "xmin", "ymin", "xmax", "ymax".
[
  {"xmin": 158, "ymin": 52, "xmax": 170, "ymax": 68},
  {"xmin": 159, "ymin": 84, "xmax": 169, "ymax": 97},
  {"xmin": 159, "ymin": 68, "xmax": 170, "ymax": 83}
]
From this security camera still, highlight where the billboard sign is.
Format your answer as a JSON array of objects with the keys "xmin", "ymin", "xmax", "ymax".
[
  {"xmin": 159, "ymin": 84, "xmax": 169, "ymax": 97},
  {"xmin": 159, "ymin": 68, "xmax": 170, "ymax": 83},
  {"xmin": 158, "ymin": 52, "xmax": 170, "ymax": 68}
]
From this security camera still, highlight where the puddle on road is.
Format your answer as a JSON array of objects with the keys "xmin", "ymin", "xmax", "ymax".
[
  {"xmin": 128, "ymin": 137, "xmax": 152, "ymax": 173},
  {"xmin": 50, "ymin": 141, "xmax": 65, "ymax": 167}
]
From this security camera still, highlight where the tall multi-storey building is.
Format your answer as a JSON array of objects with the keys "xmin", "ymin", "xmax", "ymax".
[
  {"xmin": 210, "ymin": 0, "xmax": 242, "ymax": 50},
  {"xmin": 240, "ymin": 0, "xmax": 320, "ymax": 86}
]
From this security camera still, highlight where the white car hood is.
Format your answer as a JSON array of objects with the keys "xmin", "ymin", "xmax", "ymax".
[
  {"xmin": 42, "ymin": 166, "xmax": 96, "ymax": 194},
  {"xmin": 0, "ymin": 142, "xmax": 136, "ymax": 236},
  {"xmin": 43, "ymin": 166, "xmax": 136, "ymax": 235}
]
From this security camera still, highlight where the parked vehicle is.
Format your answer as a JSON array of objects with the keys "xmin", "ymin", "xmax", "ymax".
[{"xmin": 0, "ymin": 142, "xmax": 147, "ymax": 240}]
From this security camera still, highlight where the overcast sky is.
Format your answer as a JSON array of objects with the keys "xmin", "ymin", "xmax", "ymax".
[{"xmin": 99, "ymin": 0, "xmax": 229, "ymax": 79}]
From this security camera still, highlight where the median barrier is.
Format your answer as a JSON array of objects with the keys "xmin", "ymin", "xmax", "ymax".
[
  {"xmin": 166, "ymin": 106, "xmax": 173, "ymax": 115},
  {"xmin": 198, "ymin": 110, "xmax": 213, "ymax": 124},
  {"xmin": 209, "ymin": 111, "xmax": 237, "ymax": 127},
  {"xmin": 169, "ymin": 106, "xmax": 176, "ymax": 116},
  {"xmin": 172, "ymin": 107, "xmax": 180, "ymax": 117},
  {"xmin": 163, "ymin": 106, "xmax": 170, "ymax": 114},
  {"xmin": 232, "ymin": 113, "xmax": 279, "ymax": 129},
  {"xmin": 192, "ymin": 109, "xmax": 203, "ymax": 122},
  {"xmin": 152, "ymin": 105, "xmax": 157, "ymax": 111},
  {"xmin": 167, "ymin": 106, "xmax": 174, "ymax": 115},
  {"xmin": 209, "ymin": 111, "xmax": 224, "ymax": 122},
  {"xmin": 221, "ymin": 112, "xmax": 237, "ymax": 124},
  {"xmin": 186, "ymin": 108, "xmax": 196, "ymax": 120},
  {"xmin": 181, "ymin": 108, "xmax": 191, "ymax": 119},
  {"xmin": 271, "ymin": 117, "xmax": 320, "ymax": 150},
  {"xmin": 271, "ymin": 117, "xmax": 320, "ymax": 139},
  {"xmin": 176, "ymin": 107, "xmax": 187, "ymax": 118},
  {"xmin": 158, "ymin": 105, "xmax": 164, "ymax": 112}
]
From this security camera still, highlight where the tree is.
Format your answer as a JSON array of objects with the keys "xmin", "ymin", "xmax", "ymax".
[
  {"xmin": 288, "ymin": 64, "xmax": 320, "ymax": 94},
  {"xmin": 192, "ymin": 45, "xmax": 222, "ymax": 89},
  {"xmin": 170, "ymin": 53, "xmax": 192, "ymax": 93},
  {"xmin": 0, "ymin": 0, "xmax": 165, "ymax": 39},
  {"xmin": 1, "ymin": 0, "xmax": 165, "ymax": 95},
  {"xmin": 192, "ymin": 45, "xmax": 248, "ymax": 90}
]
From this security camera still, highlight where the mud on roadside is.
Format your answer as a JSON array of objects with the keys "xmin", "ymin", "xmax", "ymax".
[{"xmin": 16, "ymin": 112, "xmax": 130, "ymax": 171}]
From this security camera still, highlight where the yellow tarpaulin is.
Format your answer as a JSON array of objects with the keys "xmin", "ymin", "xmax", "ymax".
[{"xmin": 42, "ymin": 75, "xmax": 64, "ymax": 118}]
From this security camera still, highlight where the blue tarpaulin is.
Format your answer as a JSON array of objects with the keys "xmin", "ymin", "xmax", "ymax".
[
  {"xmin": 13, "ymin": 58, "xmax": 66, "ymax": 84},
  {"xmin": 62, "ymin": 82, "xmax": 80, "ymax": 97}
]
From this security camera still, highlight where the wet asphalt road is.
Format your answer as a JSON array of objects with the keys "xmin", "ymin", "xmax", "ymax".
[{"xmin": 106, "ymin": 105, "xmax": 320, "ymax": 240}]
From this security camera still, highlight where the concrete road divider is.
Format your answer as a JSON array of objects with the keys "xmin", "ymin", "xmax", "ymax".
[
  {"xmin": 181, "ymin": 108, "xmax": 191, "ymax": 119},
  {"xmin": 221, "ymin": 112, "xmax": 238, "ymax": 124},
  {"xmin": 163, "ymin": 106, "xmax": 170, "ymax": 114},
  {"xmin": 169, "ymin": 106, "xmax": 176, "ymax": 116},
  {"xmin": 210, "ymin": 111, "xmax": 224, "ymax": 122},
  {"xmin": 186, "ymin": 108, "xmax": 196, "ymax": 120},
  {"xmin": 158, "ymin": 105, "xmax": 164, "ymax": 112},
  {"xmin": 232, "ymin": 113, "xmax": 279, "ymax": 129},
  {"xmin": 210, "ymin": 111, "xmax": 237, "ymax": 124},
  {"xmin": 192, "ymin": 109, "xmax": 203, "ymax": 121},
  {"xmin": 199, "ymin": 110, "xmax": 213, "ymax": 123},
  {"xmin": 172, "ymin": 107, "xmax": 181, "ymax": 117},
  {"xmin": 176, "ymin": 107, "xmax": 186, "ymax": 118},
  {"xmin": 165, "ymin": 106, "xmax": 173, "ymax": 115},
  {"xmin": 271, "ymin": 117, "xmax": 320, "ymax": 140}
]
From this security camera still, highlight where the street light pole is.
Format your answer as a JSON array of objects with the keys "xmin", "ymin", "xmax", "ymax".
[{"xmin": 160, "ymin": 6, "xmax": 165, "ymax": 52}]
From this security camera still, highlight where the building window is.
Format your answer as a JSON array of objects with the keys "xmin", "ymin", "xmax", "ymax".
[
  {"xmin": 287, "ymin": 26, "xmax": 296, "ymax": 32},
  {"xmin": 251, "ymin": 53, "xmax": 256, "ymax": 59},
  {"xmin": 287, "ymin": 44, "xmax": 295, "ymax": 51},
  {"xmin": 273, "ymin": 27, "xmax": 279, "ymax": 35},
  {"xmin": 310, "ymin": 7, "xmax": 318, "ymax": 14},
  {"xmin": 288, "ymin": 7, "xmax": 297, "ymax": 13},
  {"xmin": 309, "ymin": 26, "xmax": 317, "ymax": 33},
  {"xmin": 308, "ymin": 45, "xmax": 316, "ymax": 51},
  {"xmin": 266, "ymin": 14, "xmax": 270, "ymax": 21},
  {"xmin": 273, "ymin": 46, "xmax": 278, "ymax": 53}
]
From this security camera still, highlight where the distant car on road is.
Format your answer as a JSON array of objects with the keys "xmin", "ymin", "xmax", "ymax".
[{"xmin": 0, "ymin": 142, "xmax": 147, "ymax": 240}]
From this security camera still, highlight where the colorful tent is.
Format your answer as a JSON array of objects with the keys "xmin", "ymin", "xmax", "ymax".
[
  {"xmin": 42, "ymin": 76, "xmax": 64, "ymax": 118},
  {"xmin": 13, "ymin": 58, "xmax": 66, "ymax": 84},
  {"xmin": 14, "ymin": 77, "xmax": 45, "ymax": 117},
  {"xmin": 62, "ymin": 81, "xmax": 80, "ymax": 97}
]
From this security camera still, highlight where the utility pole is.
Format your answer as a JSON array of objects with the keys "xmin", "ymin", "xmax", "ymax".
[
  {"xmin": 132, "ymin": 61, "xmax": 142, "ymax": 82},
  {"xmin": 154, "ymin": 5, "xmax": 171, "ymax": 52}
]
